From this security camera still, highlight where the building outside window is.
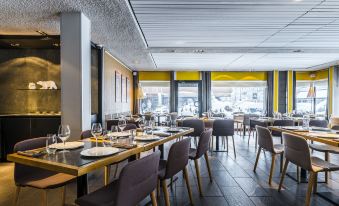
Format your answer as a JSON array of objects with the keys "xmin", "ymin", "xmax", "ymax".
[
  {"xmin": 211, "ymin": 81, "xmax": 267, "ymax": 116},
  {"xmin": 139, "ymin": 81, "xmax": 170, "ymax": 114}
]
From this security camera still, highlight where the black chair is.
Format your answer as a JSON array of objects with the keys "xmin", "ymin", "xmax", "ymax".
[
  {"xmin": 212, "ymin": 119, "xmax": 235, "ymax": 156},
  {"xmin": 13, "ymin": 137, "xmax": 76, "ymax": 206},
  {"xmin": 272, "ymin": 120, "xmax": 294, "ymax": 143},
  {"xmin": 189, "ymin": 129, "xmax": 213, "ymax": 196},
  {"xmin": 309, "ymin": 119, "xmax": 328, "ymax": 128},
  {"xmin": 183, "ymin": 119, "xmax": 205, "ymax": 146},
  {"xmin": 158, "ymin": 138, "xmax": 193, "ymax": 206},
  {"xmin": 76, "ymin": 151, "xmax": 161, "ymax": 206}
]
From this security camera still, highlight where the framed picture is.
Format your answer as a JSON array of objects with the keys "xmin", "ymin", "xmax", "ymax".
[
  {"xmin": 115, "ymin": 71, "xmax": 121, "ymax": 102},
  {"xmin": 121, "ymin": 76, "xmax": 126, "ymax": 103},
  {"xmin": 126, "ymin": 78, "xmax": 130, "ymax": 103}
]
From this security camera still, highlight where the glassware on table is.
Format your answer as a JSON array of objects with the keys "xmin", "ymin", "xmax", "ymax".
[
  {"xmin": 303, "ymin": 115, "xmax": 310, "ymax": 129},
  {"xmin": 91, "ymin": 123, "xmax": 103, "ymax": 148},
  {"xmin": 58, "ymin": 124, "xmax": 71, "ymax": 153},
  {"xmin": 110, "ymin": 125, "xmax": 119, "ymax": 143},
  {"xmin": 46, "ymin": 134, "xmax": 57, "ymax": 155},
  {"xmin": 118, "ymin": 119, "xmax": 127, "ymax": 132}
]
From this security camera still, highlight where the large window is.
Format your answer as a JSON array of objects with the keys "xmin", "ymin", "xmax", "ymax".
[
  {"xmin": 296, "ymin": 80, "xmax": 328, "ymax": 115},
  {"xmin": 211, "ymin": 81, "xmax": 267, "ymax": 116},
  {"xmin": 139, "ymin": 81, "xmax": 170, "ymax": 114}
]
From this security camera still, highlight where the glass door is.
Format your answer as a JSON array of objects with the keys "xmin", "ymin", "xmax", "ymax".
[{"xmin": 175, "ymin": 81, "xmax": 202, "ymax": 117}]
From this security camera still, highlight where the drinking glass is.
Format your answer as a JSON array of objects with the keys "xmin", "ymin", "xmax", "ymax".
[
  {"xmin": 91, "ymin": 123, "xmax": 103, "ymax": 148},
  {"xmin": 58, "ymin": 125, "xmax": 71, "ymax": 153},
  {"xmin": 118, "ymin": 119, "xmax": 127, "ymax": 132},
  {"xmin": 46, "ymin": 134, "xmax": 57, "ymax": 155}
]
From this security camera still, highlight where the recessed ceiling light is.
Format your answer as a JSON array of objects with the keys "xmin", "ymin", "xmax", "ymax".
[{"xmin": 10, "ymin": 43, "xmax": 20, "ymax": 47}]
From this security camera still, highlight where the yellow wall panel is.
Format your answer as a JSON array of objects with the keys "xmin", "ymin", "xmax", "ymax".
[
  {"xmin": 139, "ymin": 71, "xmax": 171, "ymax": 81},
  {"xmin": 328, "ymin": 67, "xmax": 334, "ymax": 115},
  {"xmin": 296, "ymin": 69, "xmax": 328, "ymax": 81},
  {"xmin": 287, "ymin": 71, "xmax": 294, "ymax": 113},
  {"xmin": 176, "ymin": 71, "xmax": 201, "ymax": 80},
  {"xmin": 211, "ymin": 72, "xmax": 267, "ymax": 81}
]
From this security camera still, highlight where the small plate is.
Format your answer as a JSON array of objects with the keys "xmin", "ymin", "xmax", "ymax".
[
  {"xmin": 135, "ymin": 135, "xmax": 160, "ymax": 141},
  {"xmin": 107, "ymin": 132, "xmax": 130, "ymax": 138},
  {"xmin": 80, "ymin": 147, "xmax": 120, "ymax": 157},
  {"xmin": 50, "ymin": 142, "xmax": 84, "ymax": 150}
]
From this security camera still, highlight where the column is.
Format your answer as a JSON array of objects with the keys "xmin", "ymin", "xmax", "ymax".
[{"xmin": 60, "ymin": 12, "xmax": 91, "ymax": 140}]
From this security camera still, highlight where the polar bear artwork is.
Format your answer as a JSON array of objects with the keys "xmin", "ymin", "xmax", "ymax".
[{"xmin": 36, "ymin": 81, "xmax": 58, "ymax": 89}]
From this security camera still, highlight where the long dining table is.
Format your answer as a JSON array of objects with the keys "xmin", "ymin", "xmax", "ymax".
[
  {"xmin": 7, "ymin": 127, "xmax": 193, "ymax": 198},
  {"xmin": 269, "ymin": 126, "xmax": 339, "ymax": 205}
]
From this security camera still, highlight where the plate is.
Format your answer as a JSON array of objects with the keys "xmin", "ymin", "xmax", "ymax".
[
  {"xmin": 50, "ymin": 142, "xmax": 84, "ymax": 150},
  {"xmin": 135, "ymin": 135, "xmax": 160, "ymax": 141},
  {"xmin": 107, "ymin": 132, "xmax": 130, "ymax": 138},
  {"xmin": 80, "ymin": 147, "xmax": 120, "ymax": 157}
]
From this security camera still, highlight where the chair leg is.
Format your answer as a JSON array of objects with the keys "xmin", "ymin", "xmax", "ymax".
[
  {"xmin": 13, "ymin": 186, "xmax": 21, "ymax": 206},
  {"xmin": 226, "ymin": 136, "xmax": 229, "ymax": 152},
  {"xmin": 150, "ymin": 190, "xmax": 158, "ymax": 206},
  {"xmin": 255, "ymin": 132, "xmax": 258, "ymax": 149},
  {"xmin": 278, "ymin": 160, "xmax": 289, "ymax": 192},
  {"xmin": 204, "ymin": 152, "xmax": 213, "ymax": 182},
  {"xmin": 61, "ymin": 186, "xmax": 66, "ymax": 205},
  {"xmin": 232, "ymin": 136, "xmax": 236, "ymax": 158},
  {"xmin": 161, "ymin": 180, "xmax": 170, "ymax": 206},
  {"xmin": 269, "ymin": 154, "xmax": 276, "ymax": 185},
  {"xmin": 325, "ymin": 152, "xmax": 329, "ymax": 184},
  {"xmin": 253, "ymin": 147, "xmax": 261, "ymax": 172},
  {"xmin": 194, "ymin": 159, "xmax": 203, "ymax": 196},
  {"xmin": 104, "ymin": 165, "xmax": 111, "ymax": 185},
  {"xmin": 41, "ymin": 190, "xmax": 47, "ymax": 206},
  {"xmin": 305, "ymin": 172, "xmax": 316, "ymax": 206},
  {"xmin": 183, "ymin": 167, "xmax": 194, "ymax": 205}
]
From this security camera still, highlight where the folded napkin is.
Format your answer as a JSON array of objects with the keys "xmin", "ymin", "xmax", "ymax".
[
  {"xmin": 153, "ymin": 131, "xmax": 170, "ymax": 137},
  {"xmin": 111, "ymin": 143, "xmax": 137, "ymax": 149},
  {"xmin": 18, "ymin": 150, "xmax": 46, "ymax": 157}
]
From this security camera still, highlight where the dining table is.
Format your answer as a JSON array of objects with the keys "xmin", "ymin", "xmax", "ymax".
[
  {"xmin": 7, "ymin": 127, "xmax": 193, "ymax": 198},
  {"xmin": 269, "ymin": 126, "xmax": 339, "ymax": 205}
]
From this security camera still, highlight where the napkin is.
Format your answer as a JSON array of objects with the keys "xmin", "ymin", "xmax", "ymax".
[
  {"xmin": 18, "ymin": 150, "xmax": 46, "ymax": 157},
  {"xmin": 153, "ymin": 131, "xmax": 171, "ymax": 137}
]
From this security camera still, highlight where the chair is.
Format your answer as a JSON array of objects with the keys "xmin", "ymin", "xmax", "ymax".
[
  {"xmin": 309, "ymin": 119, "xmax": 328, "ymax": 128},
  {"xmin": 76, "ymin": 151, "xmax": 161, "ymax": 206},
  {"xmin": 212, "ymin": 119, "xmax": 235, "ymax": 155},
  {"xmin": 331, "ymin": 125, "xmax": 339, "ymax": 130},
  {"xmin": 278, "ymin": 133, "xmax": 339, "ymax": 206},
  {"xmin": 183, "ymin": 119, "xmax": 205, "ymax": 146},
  {"xmin": 243, "ymin": 114, "xmax": 259, "ymax": 137},
  {"xmin": 123, "ymin": 123, "xmax": 137, "ymax": 131},
  {"xmin": 13, "ymin": 137, "xmax": 75, "ymax": 206},
  {"xmin": 249, "ymin": 119, "xmax": 268, "ymax": 147},
  {"xmin": 158, "ymin": 138, "xmax": 193, "ymax": 206},
  {"xmin": 189, "ymin": 129, "xmax": 213, "ymax": 196},
  {"xmin": 272, "ymin": 120, "xmax": 294, "ymax": 143},
  {"xmin": 80, "ymin": 130, "xmax": 93, "ymax": 139},
  {"xmin": 253, "ymin": 126, "xmax": 284, "ymax": 185}
]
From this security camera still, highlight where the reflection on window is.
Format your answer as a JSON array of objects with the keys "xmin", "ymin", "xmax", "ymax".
[
  {"xmin": 139, "ymin": 81, "xmax": 170, "ymax": 114},
  {"xmin": 177, "ymin": 82, "xmax": 200, "ymax": 117},
  {"xmin": 296, "ymin": 80, "xmax": 327, "ymax": 115},
  {"xmin": 211, "ymin": 81, "xmax": 267, "ymax": 116}
]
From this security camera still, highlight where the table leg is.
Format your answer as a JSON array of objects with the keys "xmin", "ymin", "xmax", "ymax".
[
  {"xmin": 213, "ymin": 136, "xmax": 227, "ymax": 152},
  {"xmin": 77, "ymin": 174, "xmax": 88, "ymax": 198},
  {"xmin": 159, "ymin": 144, "xmax": 164, "ymax": 159},
  {"xmin": 243, "ymin": 125, "xmax": 246, "ymax": 136}
]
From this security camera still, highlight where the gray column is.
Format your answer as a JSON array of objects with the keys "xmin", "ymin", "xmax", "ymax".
[
  {"xmin": 60, "ymin": 12, "xmax": 91, "ymax": 140},
  {"xmin": 332, "ymin": 66, "xmax": 339, "ymax": 116}
]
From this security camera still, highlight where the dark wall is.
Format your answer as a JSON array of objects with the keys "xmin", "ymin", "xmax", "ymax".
[
  {"xmin": 0, "ymin": 49, "xmax": 60, "ymax": 114},
  {"xmin": 278, "ymin": 71, "xmax": 287, "ymax": 113}
]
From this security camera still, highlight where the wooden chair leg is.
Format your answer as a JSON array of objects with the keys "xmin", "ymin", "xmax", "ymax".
[
  {"xmin": 194, "ymin": 159, "xmax": 203, "ymax": 196},
  {"xmin": 61, "ymin": 186, "xmax": 66, "ymax": 205},
  {"xmin": 253, "ymin": 147, "xmax": 261, "ymax": 172},
  {"xmin": 41, "ymin": 189, "xmax": 47, "ymax": 206},
  {"xmin": 204, "ymin": 152, "xmax": 213, "ymax": 182},
  {"xmin": 232, "ymin": 136, "xmax": 236, "ymax": 158},
  {"xmin": 269, "ymin": 154, "xmax": 276, "ymax": 185},
  {"xmin": 278, "ymin": 160, "xmax": 289, "ymax": 192},
  {"xmin": 305, "ymin": 172, "xmax": 316, "ymax": 206},
  {"xmin": 150, "ymin": 190, "xmax": 158, "ymax": 206},
  {"xmin": 325, "ymin": 152, "xmax": 329, "ymax": 184},
  {"xmin": 104, "ymin": 165, "xmax": 111, "ymax": 185},
  {"xmin": 183, "ymin": 167, "xmax": 194, "ymax": 205},
  {"xmin": 13, "ymin": 186, "xmax": 21, "ymax": 206},
  {"xmin": 161, "ymin": 180, "xmax": 170, "ymax": 206},
  {"xmin": 313, "ymin": 172, "xmax": 318, "ymax": 194}
]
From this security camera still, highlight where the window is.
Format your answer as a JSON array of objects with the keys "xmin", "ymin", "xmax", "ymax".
[
  {"xmin": 211, "ymin": 81, "xmax": 267, "ymax": 116},
  {"xmin": 296, "ymin": 79, "xmax": 328, "ymax": 115},
  {"xmin": 139, "ymin": 81, "xmax": 170, "ymax": 114}
]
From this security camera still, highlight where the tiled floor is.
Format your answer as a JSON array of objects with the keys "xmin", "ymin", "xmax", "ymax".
[{"xmin": 1, "ymin": 134, "xmax": 339, "ymax": 206}]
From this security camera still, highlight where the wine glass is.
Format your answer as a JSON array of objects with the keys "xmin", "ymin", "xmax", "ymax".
[
  {"xmin": 58, "ymin": 125, "xmax": 71, "ymax": 153},
  {"xmin": 118, "ymin": 119, "xmax": 127, "ymax": 132},
  {"xmin": 91, "ymin": 123, "xmax": 103, "ymax": 148},
  {"xmin": 46, "ymin": 134, "xmax": 57, "ymax": 155}
]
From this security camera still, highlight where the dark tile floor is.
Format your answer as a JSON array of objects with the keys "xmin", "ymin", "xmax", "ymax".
[{"xmin": 1, "ymin": 133, "xmax": 339, "ymax": 206}]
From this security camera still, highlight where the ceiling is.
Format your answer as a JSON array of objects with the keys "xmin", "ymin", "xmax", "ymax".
[{"xmin": 0, "ymin": 0, "xmax": 339, "ymax": 71}]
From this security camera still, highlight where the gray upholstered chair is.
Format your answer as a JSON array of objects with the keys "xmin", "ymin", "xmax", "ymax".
[
  {"xmin": 76, "ymin": 151, "xmax": 161, "ymax": 206},
  {"xmin": 80, "ymin": 130, "xmax": 93, "ymax": 139},
  {"xmin": 212, "ymin": 119, "xmax": 236, "ymax": 156},
  {"xmin": 278, "ymin": 133, "xmax": 339, "ymax": 206},
  {"xmin": 13, "ymin": 137, "xmax": 75, "ymax": 206},
  {"xmin": 253, "ymin": 126, "xmax": 284, "ymax": 185},
  {"xmin": 189, "ymin": 129, "xmax": 213, "ymax": 196},
  {"xmin": 309, "ymin": 119, "xmax": 328, "ymax": 128},
  {"xmin": 272, "ymin": 120, "xmax": 294, "ymax": 143},
  {"xmin": 158, "ymin": 138, "xmax": 193, "ymax": 206},
  {"xmin": 249, "ymin": 119, "xmax": 268, "ymax": 147},
  {"xmin": 123, "ymin": 123, "xmax": 137, "ymax": 131},
  {"xmin": 183, "ymin": 119, "xmax": 205, "ymax": 146}
]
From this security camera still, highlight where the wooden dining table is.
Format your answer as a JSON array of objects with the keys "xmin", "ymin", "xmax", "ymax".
[
  {"xmin": 7, "ymin": 127, "xmax": 193, "ymax": 198},
  {"xmin": 269, "ymin": 126, "xmax": 339, "ymax": 205}
]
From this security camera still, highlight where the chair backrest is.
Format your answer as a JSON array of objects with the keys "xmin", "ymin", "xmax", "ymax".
[
  {"xmin": 212, "ymin": 119, "xmax": 234, "ymax": 136},
  {"xmin": 282, "ymin": 133, "xmax": 313, "ymax": 171},
  {"xmin": 80, "ymin": 130, "xmax": 93, "ymax": 139},
  {"xmin": 164, "ymin": 138, "xmax": 191, "ymax": 179},
  {"xmin": 13, "ymin": 137, "xmax": 57, "ymax": 185},
  {"xmin": 144, "ymin": 113, "xmax": 154, "ymax": 121},
  {"xmin": 115, "ymin": 151, "xmax": 161, "ymax": 206},
  {"xmin": 123, "ymin": 123, "xmax": 137, "ymax": 131},
  {"xmin": 243, "ymin": 114, "xmax": 251, "ymax": 125},
  {"xmin": 309, "ymin": 119, "xmax": 328, "ymax": 128},
  {"xmin": 183, "ymin": 119, "xmax": 205, "ymax": 137},
  {"xmin": 272, "ymin": 120, "xmax": 294, "ymax": 136},
  {"xmin": 106, "ymin": 119, "xmax": 119, "ymax": 130},
  {"xmin": 251, "ymin": 119, "xmax": 268, "ymax": 128},
  {"xmin": 256, "ymin": 126, "xmax": 274, "ymax": 152},
  {"xmin": 196, "ymin": 129, "xmax": 212, "ymax": 159}
]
